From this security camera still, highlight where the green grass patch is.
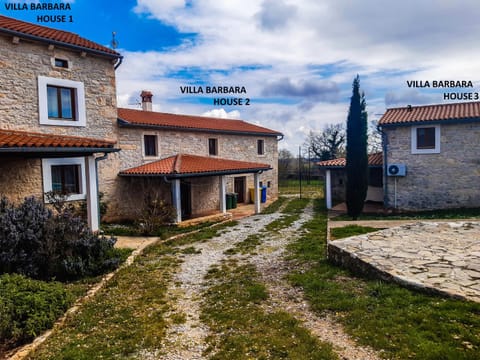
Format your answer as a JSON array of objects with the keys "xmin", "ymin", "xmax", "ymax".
[
  {"xmin": 262, "ymin": 196, "xmax": 288, "ymax": 214},
  {"xmin": 330, "ymin": 225, "xmax": 379, "ymax": 239},
  {"xmin": 265, "ymin": 198, "xmax": 310, "ymax": 232},
  {"xmin": 279, "ymin": 179, "xmax": 324, "ymax": 197},
  {"xmin": 288, "ymin": 198, "xmax": 480, "ymax": 359},
  {"xmin": 103, "ymin": 220, "xmax": 225, "ymax": 238},
  {"xmin": 27, "ymin": 243, "xmax": 181, "ymax": 359},
  {"xmin": 201, "ymin": 260, "xmax": 337, "ymax": 359},
  {"xmin": 331, "ymin": 207, "xmax": 480, "ymax": 221},
  {"xmin": 27, "ymin": 221, "xmax": 235, "ymax": 359}
]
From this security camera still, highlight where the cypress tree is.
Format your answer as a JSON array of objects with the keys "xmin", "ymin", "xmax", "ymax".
[{"xmin": 345, "ymin": 75, "xmax": 368, "ymax": 219}]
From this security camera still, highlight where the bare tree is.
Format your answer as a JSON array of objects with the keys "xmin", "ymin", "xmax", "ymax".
[
  {"xmin": 368, "ymin": 119, "xmax": 382, "ymax": 154},
  {"xmin": 278, "ymin": 148, "xmax": 294, "ymax": 180},
  {"xmin": 303, "ymin": 123, "xmax": 346, "ymax": 161}
]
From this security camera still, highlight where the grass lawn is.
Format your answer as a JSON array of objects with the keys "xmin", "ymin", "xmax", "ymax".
[
  {"xmin": 330, "ymin": 224, "xmax": 380, "ymax": 240},
  {"xmin": 201, "ymin": 260, "xmax": 337, "ymax": 360},
  {"xmin": 279, "ymin": 179, "xmax": 324, "ymax": 197},
  {"xmin": 26, "ymin": 222, "xmax": 236, "ymax": 359},
  {"xmin": 288, "ymin": 198, "xmax": 480, "ymax": 359}
]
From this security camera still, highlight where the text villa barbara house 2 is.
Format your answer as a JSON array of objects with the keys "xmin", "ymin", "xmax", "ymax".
[
  {"xmin": 318, "ymin": 101, "xmax": 480, "ymax": 211},
  {"xmin": 0, "ymin": 15, "xmax": 283, "ymax": 229}
]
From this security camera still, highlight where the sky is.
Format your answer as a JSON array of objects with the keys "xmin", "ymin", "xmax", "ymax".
[{"xmin": 3, "ymin": 0, "xmax": 480, "ymax": 154}]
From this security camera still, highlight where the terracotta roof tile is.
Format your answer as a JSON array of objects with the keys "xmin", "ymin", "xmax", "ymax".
[
  {"xmin": 379, "ymin": 101, "xmax": 480, "ymax": 126},
  {"xmin": 0, "ymin": 15, "xmax": 120, "ymax": 57},
  {"xmin": 317, "ymin": 152, "xmax": 383, "ymax": 167},
  {"xmin": 120, "ymin": 154, "xmax": 271, "ymax": 176},
  {"xmin": 118, "ymin": 108, "xmax": 282, "ymax": 136},
  {"xmin": 0, "ymin": 129, "xmax": 116, "ymax": 148}
]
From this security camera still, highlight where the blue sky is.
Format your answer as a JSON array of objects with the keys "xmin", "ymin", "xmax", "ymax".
[{"xmin": 2, "ymin": 0, "xmax": 480, "ymax": 153}]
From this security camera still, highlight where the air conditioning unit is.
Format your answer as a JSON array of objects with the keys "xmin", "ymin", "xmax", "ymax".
[{"xmin": 387, "ymin": 164, "xmax": 406, "ymax": 176}]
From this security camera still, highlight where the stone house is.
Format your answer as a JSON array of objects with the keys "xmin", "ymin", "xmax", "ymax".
[
  {"xmin": 318, "ymin": 101, "xmax": 480, "ymax": 211},
  {"xmin": 378, "ymin": 101, "xmax": 480, "ymax": 210},
  {"xmin": 0, "ymin": 15, "xmax": 283, "ymax": 227},
  {"xmin": 109, "ymin": 92, "xmax": 283, "ymax": 223},
  {"xmin": 0, "ymin": 15, "xmax": 122, "ymax": 231}
]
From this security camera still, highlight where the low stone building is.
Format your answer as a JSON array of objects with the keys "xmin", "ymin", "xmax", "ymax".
[
  {"xmin": 109, "ymin": 92, "xmax": 283, "ymax": 222},
  {"xmin": 379, "ymin": 102, "xmax": 480, "ymax": 210},
  {"xmin": 319, "ymin": 102, "xmax": 480, "ymax": 211}
]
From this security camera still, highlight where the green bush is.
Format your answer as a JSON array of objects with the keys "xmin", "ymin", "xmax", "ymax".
[
  {"xmin": 0, "ymin": 273, "xmax": 72, "ymax": 345},
  {"xmin": 0, "ymin": 196, "xmax": 123, "ymax": 281}
]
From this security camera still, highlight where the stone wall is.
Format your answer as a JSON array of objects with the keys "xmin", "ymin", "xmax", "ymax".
[
  {"xmin": 111, "ymin": 126, "xmax": 280, "ymax": 218},
  {"xmin": 0, "ymin": 33, "xmax": 120, "ymax": 210},
  {"xmin": 0, "ymin": 158, "xmax": 43, "ymax": 202},
  {"xmin": 385, "ymin": 122, "xmax": 480, "ymax": 210},
  {"xmin": 0, "ymin": 34, "xmax": 118, "ymax": 140}
]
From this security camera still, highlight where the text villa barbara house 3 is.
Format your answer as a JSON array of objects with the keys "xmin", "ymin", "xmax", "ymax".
[
  {"xmin": 318, "ymin": 101, "xmax": 480, "ymax": 212},
  {"xmin": 114, "ymin": 91, "xmax": 283, "ymax": 223},
  {"xmin": 0, "ymin": 15, "xmax": 122, "ymax": 231}
]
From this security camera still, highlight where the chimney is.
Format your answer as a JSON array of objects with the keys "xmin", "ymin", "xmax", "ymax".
[{"xmin": 140, "ymin": 90, "xmax": 153, "ymax": 111}]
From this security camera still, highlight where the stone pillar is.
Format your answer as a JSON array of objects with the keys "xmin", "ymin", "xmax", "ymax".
[
  {"xmin": 172, "ymin": 179, "xmax": 182, "ymax": 223},
  {"xmin": 219, "ymin": 175, "xmax": 226, "ymax": 213},
  {"xmin": 85, "ymin": 156, "xmax": 99, "ymax": 232},
  {"xmin": 254, "ymin": 172, "xmax": 261, "ymax": 214},
  {"xmin": 325, "ymin": 169, "xmax": 332, "ymax": 209}
]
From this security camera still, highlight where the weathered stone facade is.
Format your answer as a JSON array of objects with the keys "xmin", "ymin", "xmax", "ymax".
[
  {"xmin": 107, "ymin": 125, "xmax": 280, "ymax": 220},
  {"xmin": 0, "ymin": 29, "xmax": 120, "ymax": 212},
  {"xmin": 385, "ymin": 122, "xmax": 480, "ymax": 210}
]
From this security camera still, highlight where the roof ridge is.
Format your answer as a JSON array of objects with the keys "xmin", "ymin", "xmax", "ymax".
[
  {"xmin": 0, "ymin": 15, "xmax": 120, "ymax": 57},
  {"xmin": 386, "ymin": 101, "xmax": 480, "ymax": 111}
]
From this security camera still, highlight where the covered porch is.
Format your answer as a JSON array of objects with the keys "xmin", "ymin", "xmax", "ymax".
[
  {"xmin": 119, "ymin": 153, "xmax": 272, "ymax": 223},
  {"xmin": 0, "ymin": 129, "xmax": 118, "ymax": 231}
]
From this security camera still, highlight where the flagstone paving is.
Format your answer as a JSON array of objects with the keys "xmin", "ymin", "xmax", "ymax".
[{"xmin": 328, "ymin": 221, "xmax": 480, "ymax": 302}]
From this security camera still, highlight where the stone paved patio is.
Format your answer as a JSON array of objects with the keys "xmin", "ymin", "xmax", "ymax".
[{"xmin": 328, "ymin": 221, "xmax": 480, "ymax": 303}]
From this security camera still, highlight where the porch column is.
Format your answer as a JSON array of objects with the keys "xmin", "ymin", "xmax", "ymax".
[
  {"xmin": 219, "ymin": 175, "xmax": 227, "ymax": 213},
  {"xmin": 172, "ymin": 179, "xmax": 182, "ymax": 223},
  {"xmin": 85, "ymin": 156, "xmax": 99, "ymax": 232},
  {"xmin": 325, "ymin": 169, "xmax": 332, "ymax": 209},
  {"xmin": 254, "ymin": 172, "xmax": 261, "ymax": 214}
]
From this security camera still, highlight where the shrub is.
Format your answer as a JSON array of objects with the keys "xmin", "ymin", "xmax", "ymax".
[
  {"xmin": 0, "ymin": 273, "xmax": 72, "ymax": 345},
  {"xmin": 0, "ymin": 196, "xmax": 123, "ymax": 281},
  {"xmin": 137, "ymin": 193, "xmax": 176, "ymax": 235}
]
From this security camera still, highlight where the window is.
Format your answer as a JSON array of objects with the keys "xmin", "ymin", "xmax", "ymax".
[
  {"xmin": 51, "ymin": 164, "xmax": 81, "ymax": 194},
  {"xmin": 42, "ymin": 158, "xmax": 86, "ymax": 201},
  {"xmin": 257, "ymin": 139, "xmax": 265, "ymax": 155},
  {"xmin": 144, "ymin": 134, "xmax": 158, "ymax": 157},
  {"xmin": 411, "ymin": 125, "xmax": 440, "ymax": 154},
  {"xmin": 38, "ymin": 76, "xmax": 86, "ymax": 127},
  {"xmin": 54, "ymin": 58, "xmax": 69, "ymax": 68},
  {"xmin": 47, "ymin": 85, "xmax": 75, "ymax": 120},
  {"xmin": 209, "ymin": 138, "xmax": 218, "ymax": 156}
]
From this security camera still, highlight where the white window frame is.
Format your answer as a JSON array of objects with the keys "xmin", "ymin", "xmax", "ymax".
[
  {"xmin": 142, "ymin": 132, "xmax": 160, "ymax": 159},
  {"xmin": 411, "ymin": 125, "xmax": 440, "ymax": 154},
  {"xmin": 38, "ymin": 76, "xmax": 86, "ymax": 127},
  {"xmin": 42, "ymin": 157, "xmax": 86, "ymax": 202}
]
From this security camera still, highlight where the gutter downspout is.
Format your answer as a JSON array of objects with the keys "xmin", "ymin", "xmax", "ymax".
[
  {"xmin": 378, "ymin": 125, "xmax": 389, "ymax": 208},
  {"xmin": 114, "ymin": 56, "xmax": 123, "ymax": 70},
  {"xmin": 95, "ymin": 153, "xmax": 109, "ymax": 230}
]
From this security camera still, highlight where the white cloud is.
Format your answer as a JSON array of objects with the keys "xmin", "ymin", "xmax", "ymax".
[
  {"xmin": 115, "ymin": 0, "xmax": 480, "ymax": 153},
  {"xmin": 202, "ymin": 109, "xmax": 241, "ymax": 119}
]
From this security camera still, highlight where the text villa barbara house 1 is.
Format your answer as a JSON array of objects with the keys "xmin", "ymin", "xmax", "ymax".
[
  {"xmin": 318, "ymin": 101, "xmax": 480, "ymax": 211},
  {"xmin": 0, "ymin": 15, "xmax": 283, "ymax": 229}
]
